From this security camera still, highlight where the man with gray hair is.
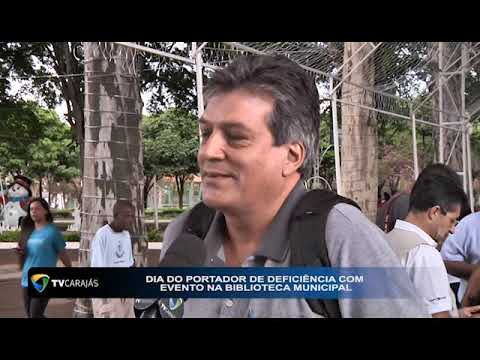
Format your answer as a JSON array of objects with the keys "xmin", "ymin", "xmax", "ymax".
[{"xmin": 159, "ymin": 55, "xmax": 428, "ymax": 318}]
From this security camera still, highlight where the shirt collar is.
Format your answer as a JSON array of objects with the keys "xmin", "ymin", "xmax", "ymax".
[
  {"xmin": 203, "ymin": 180, "xmax": 307, "ymax": 263},
  {"xmin": 394, "ymin": 219, "xmax": 437, "ymax": 247}
]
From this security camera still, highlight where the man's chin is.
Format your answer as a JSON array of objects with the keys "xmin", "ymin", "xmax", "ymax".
[
  {"xmin": 202, "ymin": 193, "xmax": 231, "ymax": 210},
  {"xmin": 202, "ymin": 196, "xmax": 223, "ymax": 209}
]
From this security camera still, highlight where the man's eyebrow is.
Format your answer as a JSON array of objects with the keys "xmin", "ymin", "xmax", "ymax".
[
  {"xmin": 222, "ymin": 123, "xmax": 252, "ymax": 133},
  {"xmin": 199, "ymin": 117, "xmax": 251, "ymax": 132}
]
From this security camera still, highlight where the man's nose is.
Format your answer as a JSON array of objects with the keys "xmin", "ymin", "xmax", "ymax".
[{"xmin": 199, "ymin": 131, "xmax": 226, "ymax": 161}]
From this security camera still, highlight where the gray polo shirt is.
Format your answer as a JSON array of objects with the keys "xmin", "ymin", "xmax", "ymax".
[{"xmin": 160, "ymin": 181, "xmax": 429, "ymax": 318}]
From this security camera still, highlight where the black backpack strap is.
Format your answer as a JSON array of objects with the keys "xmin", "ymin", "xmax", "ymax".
[
  {"xmin": 289, "ymin": 189, "xmax": 360, "ymax": 318},
  {"xmin": 167, "ymin": 191, "xmax": 360, "ymax": 318},
  {"xmin": 136, "ymin": 202, "xmax": 215, "ymax": 318},
  {"xmin": 183, "ymin": 201, "xmax": 216, "ymax": 240},
  {"xmin": 160, "ymin": 202, "xmax": 214, "ymax": 264}
]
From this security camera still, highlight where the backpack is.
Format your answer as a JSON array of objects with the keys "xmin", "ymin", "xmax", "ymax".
[{"xmin": 134, "ymin": 189, "xmax": 361, "ymax": 318}]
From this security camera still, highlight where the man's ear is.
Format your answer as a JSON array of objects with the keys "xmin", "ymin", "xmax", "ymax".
[
  {"xmin": 282, "ymin": 142, "xmax": 306, "ymax": 177},
  {"xmin": 427, "ymin": 206, "xmax": 441, "ymax": 222}
]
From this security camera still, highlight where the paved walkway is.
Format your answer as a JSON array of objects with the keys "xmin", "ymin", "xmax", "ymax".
[
  {"xmin": 0, "ymin": 242, "xmax": 163, "ymax": 250},
  {"xmin": 0, "ymin": 246, "xmax": 162, "ymax": 318}
]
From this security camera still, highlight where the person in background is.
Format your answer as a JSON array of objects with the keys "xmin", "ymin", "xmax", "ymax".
[
  {"xmin": 441, "ymin": 211, "xmax": 480, "ymax": 305},
  {"xmin": 386, "ymin": 175, "xmax": 480, "ymax": 317},
  {"xmin": 17, "ymin": 198, "xmax": 72, "ymax": 318},
  {"xmin": 90, "ymin": 200, "xmax": 136, "ymax": 318},
  {"xmin": 377, "ymin": 164, "xmax": 472, "ymax": 234}
]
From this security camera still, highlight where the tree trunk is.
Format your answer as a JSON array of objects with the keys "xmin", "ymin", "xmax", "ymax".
[
  {"xmin": 73, "ymin": 42, "xmax": 146, "ymax": 318},
  {"xmin": 38, "ymin": 177, "xmax": 43, "ymax": 199},
  {"xmin": 175, "ymin": 175, "xmax": 185, "ymax": 209},
  {"xmin": 48, "ymin": 178, "xmax": 52, "ymax": 205},
  {"xmin": 144, "ymin": 175, "xmax": 154, "ymax": 209},
  {"xmin": 340, "ymin": 42, "xmax": 378, "ymax": 221}
]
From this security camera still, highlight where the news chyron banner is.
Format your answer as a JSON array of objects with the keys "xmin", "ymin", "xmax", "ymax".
[{"xmin": 29, "ymin": 267, "xmax": 413, "ymax": 299}]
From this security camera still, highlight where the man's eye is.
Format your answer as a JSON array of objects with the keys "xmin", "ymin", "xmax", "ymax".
[
  {"xmin": 200, "ymin": 129, "xmax": 212, "ymax": 139},
  {"xmin": 226, "ymin": 133, "xmax": 247, "ymax": 142}
]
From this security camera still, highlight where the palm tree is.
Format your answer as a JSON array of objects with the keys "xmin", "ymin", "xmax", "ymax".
[
  {"xmin": 73, "ymin": 42, "xmax": 147, "ymax": 317},
  {"xmin": 340, "ymin": 42, "xmax": 378, "ymax": 221}
]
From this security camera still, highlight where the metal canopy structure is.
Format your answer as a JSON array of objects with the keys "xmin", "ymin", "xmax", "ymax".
[{"xmin": 113, "ymin": 41, "xmax": 480, "ymax": 211}]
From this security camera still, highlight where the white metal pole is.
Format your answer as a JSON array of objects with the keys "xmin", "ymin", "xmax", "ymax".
[
  {"xmin": 462, "ymin": 127, "xmax": 468, "ymax": 192},
  {"xmin": 193, "ymin": 42, "xmax": 206, "ymax": 200},
  {"xmin": 467, "ymin": 125, "xmax": 474, "ymax": 212},
  {"xmin": 461, "ymin": 43, "xmax": 468, "ymax": 193},
  {"xmin": 153, "ymin": 175, "xmax": 158, "ymax": 230},
  {"xmin": 193, "ymin": 42, "xmax": 204, "ymax": 117},
  {"xmin": 439, "ymin": 42, "xmax": 445, "ymax": 163},
  {"xmin": 446, "ymin": 130, "xmax": 462, "ymax": 166},
  {"xmin": 330, "ymin": 77, "xmax": 342, "ymax": 195},
  {"xmin": 411, "ymin": 109, "xmax": 419, "ymax": 179},
  {"xmin": 0, "ymin": 174, "xmax": 6, "ymax": 225},
  {"xmin": 0, "ymin": 174, "xmax": 5, "ymax": 204}
]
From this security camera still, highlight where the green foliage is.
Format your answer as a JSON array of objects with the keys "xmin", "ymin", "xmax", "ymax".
[
  {"xmin": 0, "ymin": 231, "xmax": 20, "ymax": 242},
  {"xmin": 0, "ymin": 230, "xmax": 79, "ymax": 242},
  {"xmin": 139, "ymin": 42, "xmax": 196, "ymax": 113},
  {"xmin": 62, "ymin": 232, "xmax": 80, "ymax": 242},
  {"xmin": 0, "ymin": 101, "xmax": 44, "ymax": 174},
  {"xmin": 472, "ymin": 120, "xmax": 480, "ymax": 173},
  {"xmin": 0, "ymin": 101, "xmax": 80, "ymax": 183},
  {"xmin": 51, "ymin": 209, "xmax": 75, "ymax": 218},
  {"xmin": 316, "ymin": 107, "xmax": 336, "ymax": 186},
  {"xmin": 140, "ymin": 42, "xmax": 243, "ymax": 114},
  {"xmin": 159, "ymin": 208, "xmax": 186, "ymax": 217},
  {"xmin": 147, "ymin": 228, "xmax": 164, "ymax": 242},
  {"xmin": 145, "ymin": 207, "xmax": 186, "ymax": 218},
  {"xmin": 143, "ymin": 108, "xmax": 199, "ymax": 208},
  {"xmin": 144, "ymin": 108, "xmax": 199, "ymax": 177},
  {"xmin": 1, "ymin": 43, "xmax": 71, "ymax": 107}
]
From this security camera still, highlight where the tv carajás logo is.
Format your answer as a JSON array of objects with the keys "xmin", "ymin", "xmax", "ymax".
[
  {"xmin": 30, "ymin": 274, "xmax": 50, "ymax": 293},
  {"xmin": 31, "ymin": 273, "xmax": 99, "ymax": 292}
]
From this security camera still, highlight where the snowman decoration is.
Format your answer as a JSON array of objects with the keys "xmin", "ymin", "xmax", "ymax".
[{"xmin": 0, "ymin": 175, "xmax": 33, "ymax": 229}]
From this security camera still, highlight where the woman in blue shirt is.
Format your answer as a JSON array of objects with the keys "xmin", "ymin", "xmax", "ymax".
[{"xmin": 16, "ymin": 198, "xmax": 71, "ymax": 318}]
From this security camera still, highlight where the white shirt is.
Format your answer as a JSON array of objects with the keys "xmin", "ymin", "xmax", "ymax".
[
  {"xmin": 441, "ymin": 212, "xmax": 480, "ymax": 302},
  {"xmin": 394, "ymin": 220, "xmax": 453, "ymax": 315},
  {"xmin": 90, "ymin": 224, "xmax": 134, "ymax": 267}
]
